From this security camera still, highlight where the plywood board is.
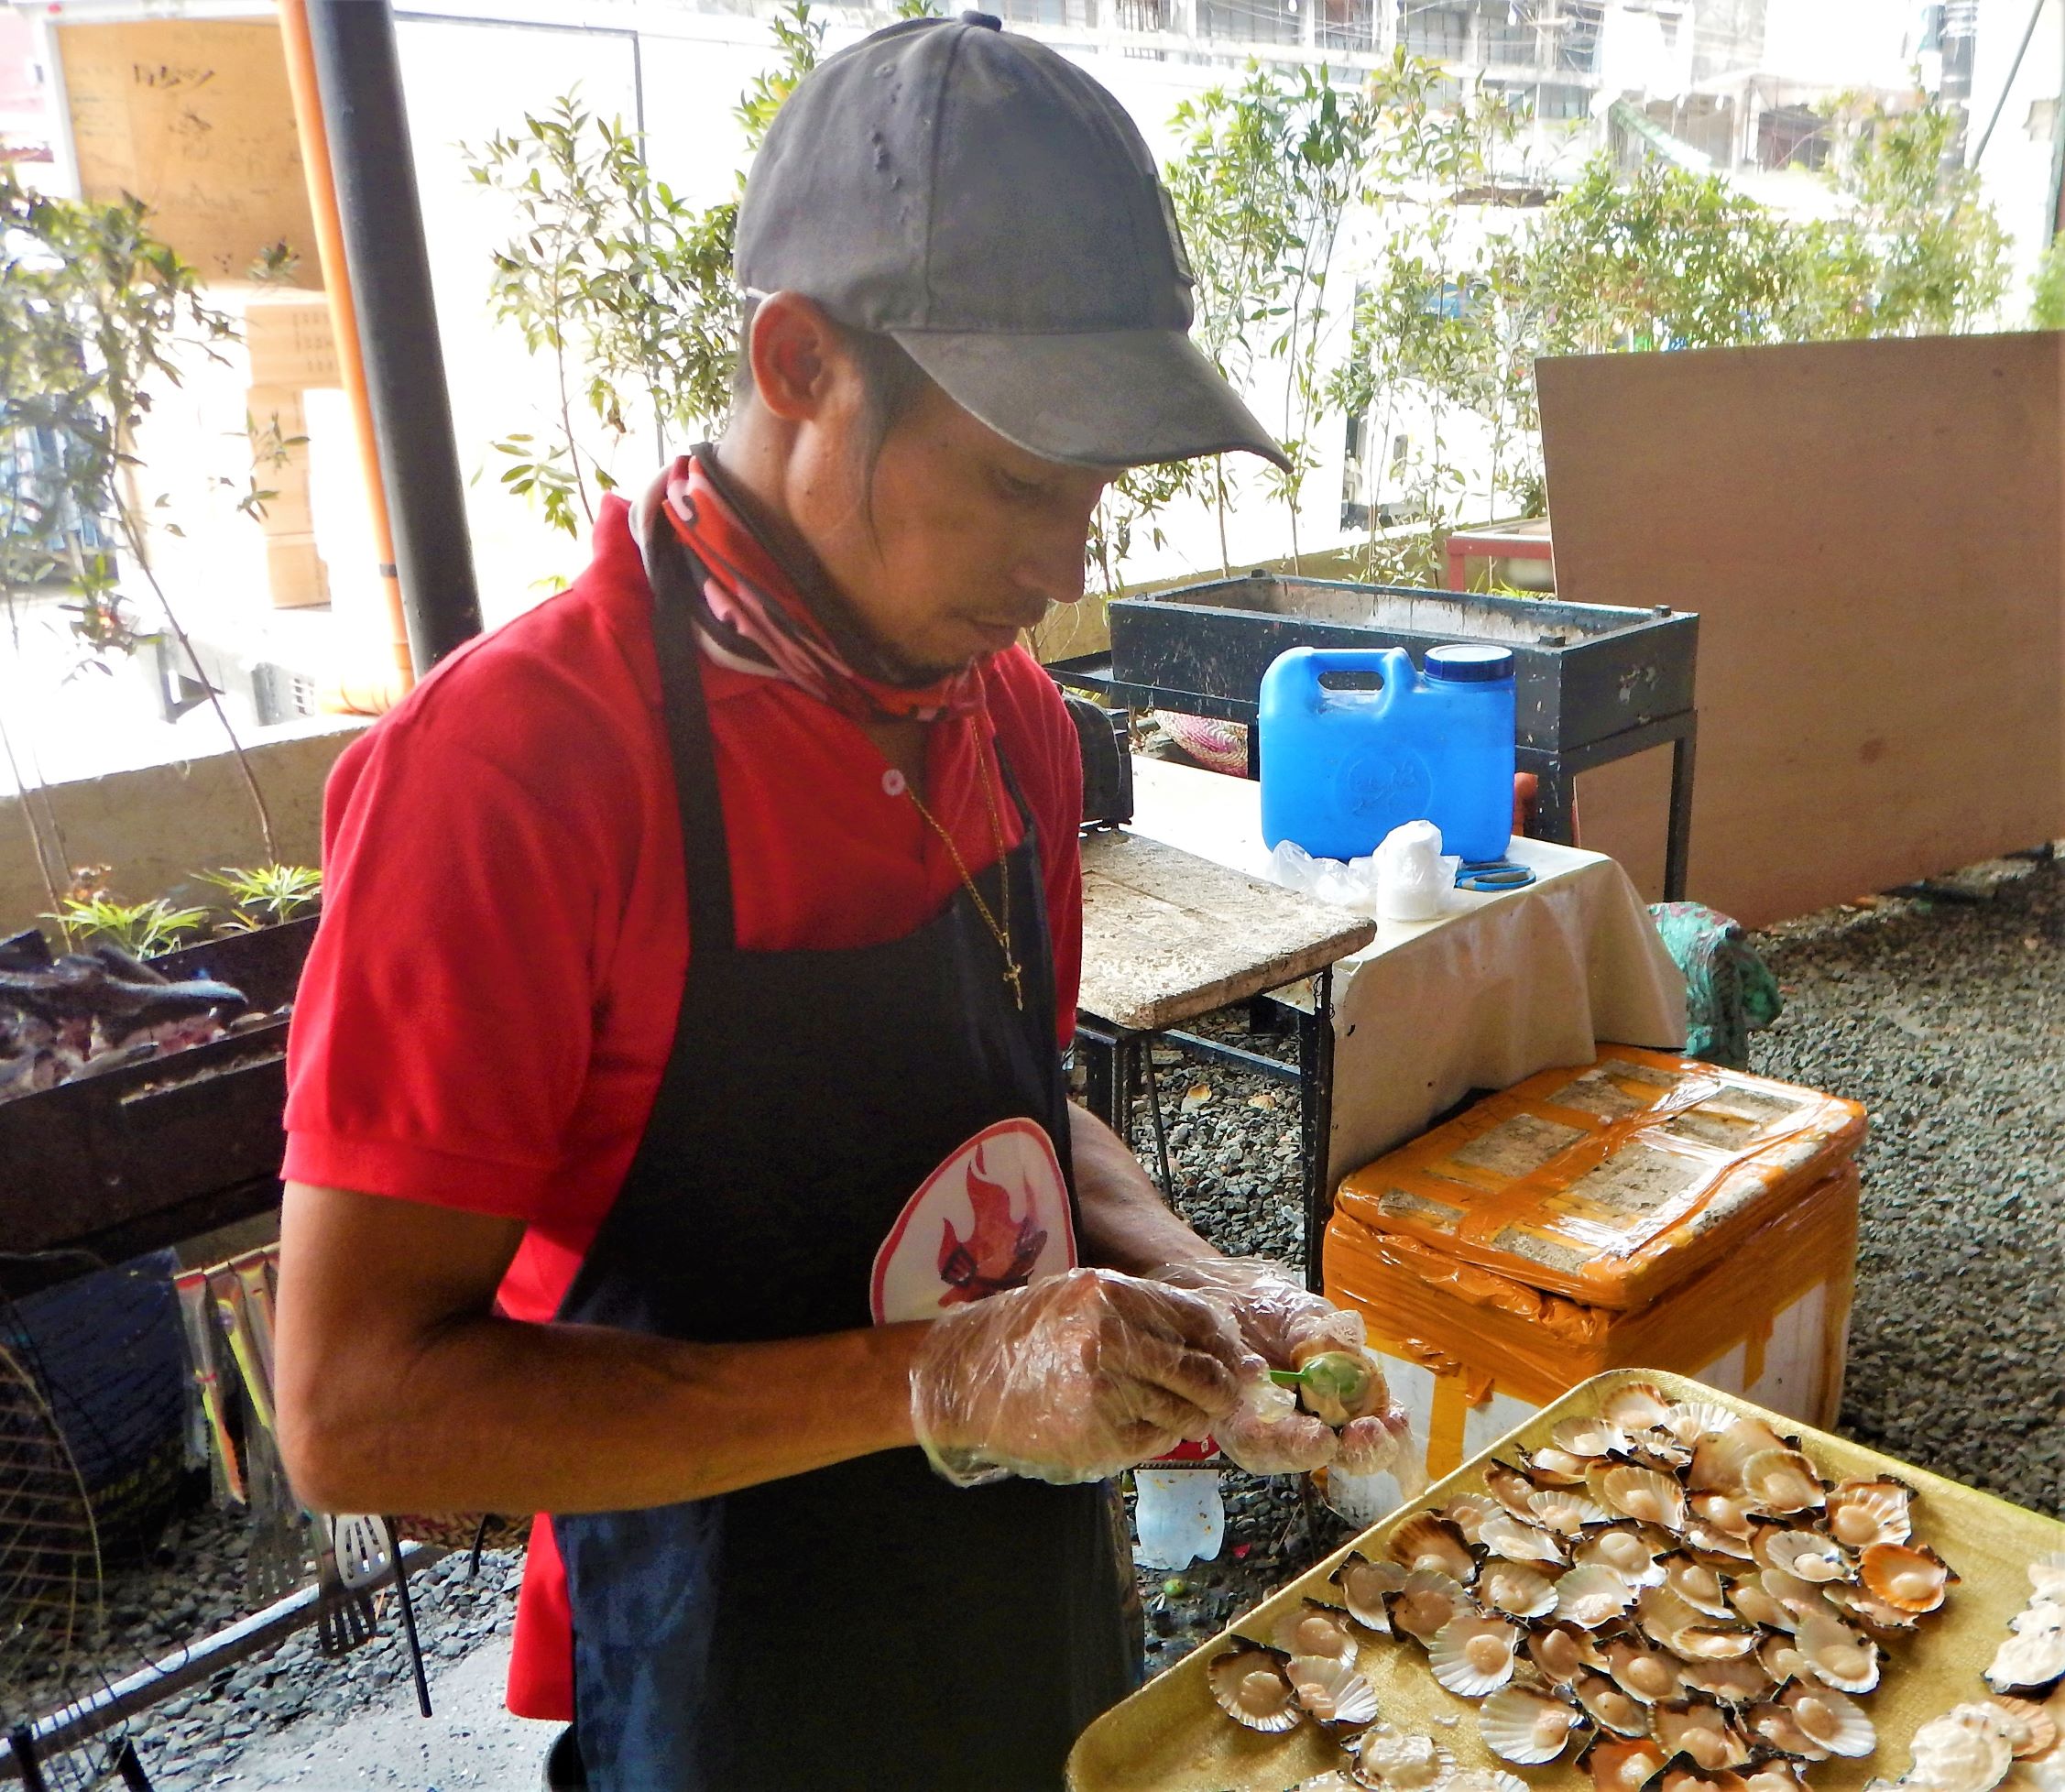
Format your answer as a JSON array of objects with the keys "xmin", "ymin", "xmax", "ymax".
[
  {"xmin": 1540, "ymin": 333, "xmax": 2065, "ymax": 926},
  {"xmin": 58, "ymin": 18, "xmax": 318, "ymax": 286}
]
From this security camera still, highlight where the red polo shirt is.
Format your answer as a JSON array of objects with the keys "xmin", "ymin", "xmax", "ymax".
[{"xmin": 282, "ymin": 496, "xmax": 1085, "ymax": 1720}]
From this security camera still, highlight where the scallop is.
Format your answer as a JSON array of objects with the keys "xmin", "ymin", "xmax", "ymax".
[
  {"xmin": 1389, "ymin": 1513, "xmax": 1479, "ymax": 1584},
  {"xmin": 1530, "ymin": 1621, "xmax": 1602, "ymax": 1686},
  {"xmin": 1861, "ymin": 1540, "xmax": 1956, "ymax": 1614},
  {"xmin": 1487, "ymin": 1461, "xmax": 1545, "ymax": 1521},
  {"xmin": 1827, "ymin": 1478, "xmax": 1914, "ymax": 1550},
  {"xmin": 1207, "ymin": 1641, "xmax": 1305, "ymax": 1733},
  {"xmin": 1532, "ymin": 1486, "xmax": 1616, "ymax": 1537},
  {"xmin": 1559, "ymin": 1563, "xmax": 1640, "ymax": 1628},
  {"xmin": 1578, "ymin": 1525, "xmax": 1667, "ymax": 1588},
  {"xmin": 1286, "ymin": 1653, "xmax": 1381, "ymax": 1729},
  {"xmin": 1274, "ymin": 1598, "xmax": 1361, "ymax": 1666},
  {"xmin": 1443, "ymin": 1492, "xmax": 1502, "ymax": 1546},
  {"xmin": 1690, "ymin": 1416, "xmax": 1792, "ymax": 1492},
  {"xmin": 1605, "ymin": 1637, "xmax": 1685, "ymax": 1706},
  {"xmin": 1685, "ymin": 1524, "xmax": 1757, "ymax": 1564},
  {"xmin": 1902, "ymin": 1702, "xmax": 2022, "ymax": 1792},
  {"xmin": 1760, "ymin": 1634, "xmax": 1814, "ymax": 1687},
  {"xmin": 1827, "ymin": 1582, "xmax": 1923, "ymax": 1635},
  {"xmin": 1430, "ymin": 1612, "xmax": 1523, "ymax": 1697},
  {"xmin": 1653, "ymin": 1700, "xmax": 1752, "ymax": 1772},
  {"xmin": 1988, "ymin": 1695, "xmax": 2060, "ymax": 1758},
  {"xmin": 1577, "ymin": 1670, "xmax": 1653, "ymax": 1738},
  {"xmin": 1659, "ymin": 1551, "xmax": 1736, "ymax": 1618},
  {"xmin": 1480, "ymin": 1512, "xmax": 1569, "ymax": 1567},
  {"xmin": 1481, "ymin": 1559, "xmax": 1559, "ymax": 1620},
  {"xmin": 1334, "ymin": 1556, "xmax": 1406, "ymax": 1633},
  {"xmin": 1526, "ymin": 1445, "xmax": 1595, "ymax": 1487},
  {"xmin": 1623, "ymin": 1429, "xmax": 1697, "ymax": 1475},
  {"xmin": 1742, "ymin": 1764, "xmax": 1809, "ymax": 1792},
  {"xmin": 1781, "ymin": 1682, "xmax": 1878, "ymax": 1757},
  {"xmin": 1592, "ymin": 1465, "xmax": 1688, "ymax": 1532},
  {"xmin": 1987, "ymin": 1612, "xmax": 2065, "ymax": 1695},
  {"xmin": 1741, "ymin": 1449, "xmax": 1827, "ymax": 1515},
  {"xmin": 1677, "ymin": 1655, "xmax": 1776, "ymax": 1707},
  {"xmin": 1603, "ymin": 1382, "xmax": 1676, "ymax": 1432},
  {"xmin": 1795, "ymin": 1610, "xmax": 1881, "ymax": 1693},
  {"xmin": 1637, "ymin": 1587, "xmax": 1760, "ymax": 1662},
  {"xmin": 1349, "ymin": 1722, "xmax": 1453, "ymax": 1792},
  {"xmin": 1555, "ymin": 1415, "xmax": 1633, "ymax": 1459},
  {"xmin": 1748, "ymin": 1700, "xmax": 1832, "ymax": 1761},
  {"xmin": 1480, "ymin": 1683, "xmax": 1588, "ymax": 1764},
  {"xmin": 1755, "ymin": 1527, "xmax": 1851, "ymax": 1584},
  {"xmin": 1730, "ymin": 1579, "xmax": 1794, "ymax": 1633},
  {"xmin": 1689, "ymin": 1492, "xmax": 1759, "ymax": 1540},
  {"xmin": 1667, "ymin": 1401, "xmax": 1742, "ymax": 1448},
  {"xmin": 1761, "ymin": 1567, "xmax": 1836, "ymax": 1623},
  {"xmin": 1659, "ymin": 1773, "xmax": 1751, "ymax": 1792},
  {"xmin": 1386, "ymin": 1568, "xmax": 1472, "ymax": 1643},
  {"xmin": 1589, "ymin": 1735, "xmax": 1671, "ymax": 1792}
]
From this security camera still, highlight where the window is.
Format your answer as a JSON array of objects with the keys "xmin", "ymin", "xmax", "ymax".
[{"xmin": 1399, "ymin": 1, "xmax": 1470, "ymax": 58}]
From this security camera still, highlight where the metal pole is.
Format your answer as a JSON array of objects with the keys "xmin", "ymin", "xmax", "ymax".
[{"xmin": 302, "ymin": 0, "xmax": 483, "ymax": 672}]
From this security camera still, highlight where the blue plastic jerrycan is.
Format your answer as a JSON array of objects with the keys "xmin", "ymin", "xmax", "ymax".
[{"xmin": 1259, "ymin": 644, "xmax": 1516, "ymax": 865}]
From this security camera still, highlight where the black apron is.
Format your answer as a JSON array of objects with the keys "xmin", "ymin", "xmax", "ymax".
[{"xmin": 551, "ymin": 511, "xmax": 1134, "ymax": 1790}]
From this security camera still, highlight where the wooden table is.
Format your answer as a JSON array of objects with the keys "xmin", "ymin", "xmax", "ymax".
[{"xmin": 1075, "ymin": 829, "xmax": 1374, "ymax": 1286}]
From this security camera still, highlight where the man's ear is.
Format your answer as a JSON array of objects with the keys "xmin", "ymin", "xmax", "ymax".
[{"xmin": 745, "ymin": 291, "xmax": 846, "ymax": 422}]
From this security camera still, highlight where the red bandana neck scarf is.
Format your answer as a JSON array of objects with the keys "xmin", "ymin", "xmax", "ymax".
[{"xmin": 639, "ymin": 452, "xmax": 985, "ymax": 725}]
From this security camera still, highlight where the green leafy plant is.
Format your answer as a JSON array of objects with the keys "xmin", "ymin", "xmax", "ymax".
[
  {"xmin": 199, "ymin": 863, "xmax": 323, "ymax": 930},
  {"xmin": 44, "ymin": 894, "xmax": 210, "ymax": 957},
  {"xmin": 2033, "ymin": 231, "xmax": 2065, "ymax": 331}
]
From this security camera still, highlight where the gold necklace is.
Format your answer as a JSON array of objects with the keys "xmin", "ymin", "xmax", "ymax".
[{"xmin": 903, "ymin": 736, "xmax": 1023, "ymax": 1011}]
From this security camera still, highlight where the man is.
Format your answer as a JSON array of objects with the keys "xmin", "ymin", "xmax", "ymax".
[{"xmin": 275, "ymin": 15, "xmax": 1404, "ymax": 1788}]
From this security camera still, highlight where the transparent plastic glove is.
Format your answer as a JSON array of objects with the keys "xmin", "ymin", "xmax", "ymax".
[
  {"xmin": 1150, "ymin": 1256, "xmax": 1366, "ymax": 1371},
  {"xmin": 1336, "ymin": 1404, "xmax": 1415, "ymax": 1480},
  {"xmin": 1215, "ymin": 1373, "xmax": 1339, "ymax": 1477},
  {"xmin": 910, "ymin": 1267, "xmax": 1255, "ymax": 1489}
]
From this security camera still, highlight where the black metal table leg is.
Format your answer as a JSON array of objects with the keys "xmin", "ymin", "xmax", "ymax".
[
  {"xmin": 1664, "ymin": 716, "xmax": 1699, "ymax": 902},
  {"xmin": 1528, "ymin": 762, "xmax": 1579, "ymax": 846},
  {"xmin": 1298, "ymin": 967, "xmax": 1336, "ymax": 1295}
]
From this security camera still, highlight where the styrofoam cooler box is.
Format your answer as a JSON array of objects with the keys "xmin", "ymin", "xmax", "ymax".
[{"xmin": 1322, "ymin": 1045, "xmax": 1864, "ymax": 1521}]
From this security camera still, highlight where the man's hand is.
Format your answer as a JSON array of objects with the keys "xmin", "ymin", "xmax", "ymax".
[{"xmin": 910, "ymin": 1268, "xmax": 1254, "ymax": 1486}]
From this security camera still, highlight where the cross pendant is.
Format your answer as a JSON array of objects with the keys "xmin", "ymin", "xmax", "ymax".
[{"xmin": 1004, "ymin": 957, "xmax": 1024, "ymax": 1011}]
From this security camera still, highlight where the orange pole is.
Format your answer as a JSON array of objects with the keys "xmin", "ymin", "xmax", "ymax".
[{"xmin": 275, "ymin": 0, "xmax": 416, "ymax": 704}]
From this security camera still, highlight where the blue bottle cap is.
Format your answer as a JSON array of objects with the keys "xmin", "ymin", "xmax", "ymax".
[{"xmin": 1424, "ymin": 642, "xmax": 1514, "ymax": 683}]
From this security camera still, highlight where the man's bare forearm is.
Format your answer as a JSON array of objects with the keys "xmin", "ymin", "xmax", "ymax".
[
  {"xmin": 1069, "ymin": 1102, "xmax": 1222, "ymax": 1275},
  {"xmin": 275, "ymin": 1182, "xmax": 923, "ymax": 1518}
]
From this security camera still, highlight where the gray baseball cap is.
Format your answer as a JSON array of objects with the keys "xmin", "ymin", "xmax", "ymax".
[{"xmin": 736, "ymin": 11, "xmax": 1290, "ymax": 473}]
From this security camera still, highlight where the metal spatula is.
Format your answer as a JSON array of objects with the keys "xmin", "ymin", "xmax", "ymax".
[{"xmin": 335, "ymin": 1514, "xmax": 432, "ymax": 1715}]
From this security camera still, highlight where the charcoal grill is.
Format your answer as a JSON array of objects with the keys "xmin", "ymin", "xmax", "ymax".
[
  {"xmin": 0, "ymin": 917, "xmax": 315, "ymax": 1295},
  {"xmin": 1054, "ymin": 572, "xmax": 1699, "ymax": 899}
]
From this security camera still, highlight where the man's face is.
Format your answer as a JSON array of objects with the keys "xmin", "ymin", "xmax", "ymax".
[{"xmin": 789, "ymin": 363, "xmax": 1118, "ymax": 683}]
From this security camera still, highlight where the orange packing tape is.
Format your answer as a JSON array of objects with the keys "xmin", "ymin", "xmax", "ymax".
[
  {"xmin": 1326, "ymin": 1162, "xmax": 1860, "ymax": 1421},
  {"xmin": 1334, "ymin": 1045, "xmax": 1866, "ymax": 1311}
]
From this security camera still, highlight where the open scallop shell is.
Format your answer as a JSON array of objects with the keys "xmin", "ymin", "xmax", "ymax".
[
  {"xmin": 1529, "ymin": 1621, "xmax": 1605, "ymax": 1686},
  {"xmin": 1761, "ymin": 1567, "xmax": 1837, "ymax": 1623},
  {"xmin": 1986, "ymin": 1612, "xmax": 2065, "ymax": 1694},
  {"xmin": 1745, "ymin": 1701, "xmax": 1832, "ymax": 1762},
  {"xmin": 1602, "ymin": 1382, "xmax": 1676, "ymax": 1432},
  {"xmin": 1333, "ymin": 1556, "xmax": 1406, "ymax": 1632},
  {"xmin": 1826, "ymin": 1580, "xmax": 1922, "ymax": 1635},
  {"xmin": 1578, "ymin": 1525, "xmax": 1668, "ymax": 1588},
  {"xmin": 1481, "ymin": 1512, "xmax": 1569, "ymax": 1567},
  {"xmin": 1794, "ymin": 1610, "xmax": 1881, "ymax": 1693},
  {"xmin": 1533, "ymin": 1486, "xmax": 1616, "ymax": 1537},
  {"xmin": 1588, "ymin": 1734, "xmax": 1671, "ymax": 1792},
  {"xmin": 1390, "ymin": 1513, "xmax": 1480, "ymax": 1584},
  {"xmin": 1525, "ymin": 1445, "xmax": 1596, "ymax": 1487},
  {"xmin": 1576, "ymin": 1670, "xmax": 1653, "ymax": 1739},
  {"xmin": 1430, "ymin": 1612, "xmax": 1523, "ymax": 1697},
  {"xmin": 1444, "ymin": 1492, "xmax": 1502, "ymax": 1546},
  {"xmin": 1622, "ymin": 1429, "xmax": 1697, "ymax": 1475},
  {"xmin": 1754, "ymin": 1526, "xmax": 1851, "ymax": 1584},
  {"xmin": 1385, "ymin": 1568, "xmax": 1472, "ymax": 1643},
  {"xmin": 1741, "ymin": 1763, "xmax": 1809, "ymax": 1792},
  {"xmin": 1685, "ymin": 1523, "xmax": 1757, "ymax": 1563},
  {"xmin": 1349, "ymin": 1723, "xmax": 1453, "ymax": 1791},
  {"xmin": 1208, "ymin": 1641, "xmax": 1306, "ymax": 1733},
  {"xmin": 1729, "ymin": 1578, "xmax": 1795, "ymax": 1633},
  {"xmin": 1690, "ymin": 1416, "xmax": 1792, "ymax": 1493},
  {"xmin": 1677, "ymin": 1655, "xmax": 1775, "ymax": 1707},
  {"xmin": 1740, "ymin": 1449, "xmax": 1828, "ymax": 1515},
  {"xmin": 1901, "ymin": 1702, "xmax": 2021, "ymax": 1792},
  {"xmin": 1591, "ymin": 1464, "xmax": 1688, "ymax": 1532},
  {"xmin": 1274, "ymin": 1598, "xmax": 1362, "ymax": 1666},
  {"xmin": 1604, "ymin": 1636, "xmax": 1686, "ymax": 1705},
  {"xmin": 1480, "ymin": 1683, "xmax": 1589, "ymax": 1764},
  {"xmin": 1555, "ymin": 1415, "xmax": 1633, "ymax": 1459},
  {"xmin": 1660, "ymin": 1772, "xmax": 1753, "ymax": 1792},
  {"xmin": 1780, "ymin": 1682, "xmax": 1878, "ymax": 1757},
  {"xmin": 1759, "ymin": 1634, "xmax": 1814, "ymax": 1687},
  {"xmin": 1487, "ymin": 1461, "xmax": 1545, "ymax": 1520},
  {"xmin": 1286, "ymin": 1653, "xmax": 1382, "ymax": 1729},
  {"xmin": 1688, "ymin": 1492, "xmax": 1760, "ymax": 1540},
  {"xmin": 1861, "ymin": 1540, "xmax": 1956, "ymax": 1614},
  {"xmin": 1659, "ymin": 1551, "xmax": 1736, "ymax": 1618},
  {"xmin": 1637, "ymin": 1586, "xmax": 1760, "ymax": 1661},
  {"xmin": 1652, "ymin": 1700, "xmax": 1753, "ymax": 1772},
  {"xmin": 1826, "ymin": 1478, "xmax": 1914, "ymax": 1550},
  {"xmin": 1559, "ymin": 1563, "xmax": 1641, "ymax": 1628},
  {"xmin": 1988, "ymin": 1695, "xmax": 2059, "ymax": 1758},
  {"xmin": 1481, "ymin": 1559, "xmax": 1559, "ymax": 1620},
  {"xmin": 1667, "ymin": 1401, "xmax": 1742, "ymax": 1448}
]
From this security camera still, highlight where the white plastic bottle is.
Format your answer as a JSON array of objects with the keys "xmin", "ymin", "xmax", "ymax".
[{"xmin": 1132, "ymin": 1465, "xmax": 1226, "ymax": 1569}]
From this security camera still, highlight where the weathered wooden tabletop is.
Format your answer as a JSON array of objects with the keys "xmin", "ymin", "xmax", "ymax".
[{"xmin": 1076, "ymin": 831, "xmax": 1376, "ymax": 1033}]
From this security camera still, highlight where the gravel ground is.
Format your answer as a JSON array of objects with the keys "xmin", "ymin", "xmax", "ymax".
[{"xmin": 24, "ymin": 854, "xmax": 2062, "ymax": 1784}]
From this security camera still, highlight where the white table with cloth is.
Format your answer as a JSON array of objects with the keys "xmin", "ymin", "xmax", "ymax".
[{"xmin": 1118, "ymin": 756, "xmax": 1690, "ymax": 1187}]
